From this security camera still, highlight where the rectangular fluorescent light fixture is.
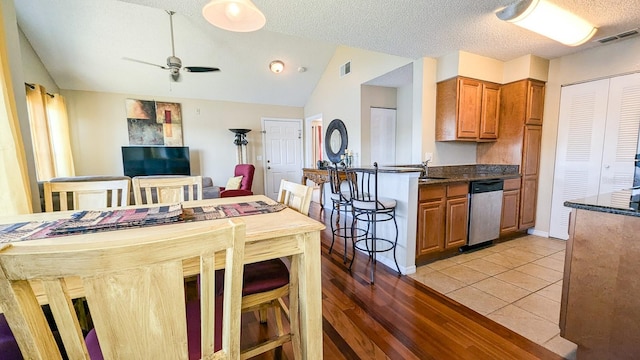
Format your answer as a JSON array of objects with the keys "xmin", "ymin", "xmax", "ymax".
[{"xmin": 496, "ymin": 0, "xmax": 597, "ymax": 46}]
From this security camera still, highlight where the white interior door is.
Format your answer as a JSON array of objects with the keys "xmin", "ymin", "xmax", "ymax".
[
  {"xmin": 549, "ymin": 79, "xmax": 609, "ymax": 240},
  {"xmin": 599, "ymin": 73, "xmax": 640, "ymax": 194},
  {"xmin": 549, "ymin": 73, "xmax": 640, "ymax": 239},
  {"xmin": 370, "ymin": 107, "xmax": 396, "ymax": 165},
  {"xmin": 262, "ymin": 118, "xmax": 303, "ymax": 200}
]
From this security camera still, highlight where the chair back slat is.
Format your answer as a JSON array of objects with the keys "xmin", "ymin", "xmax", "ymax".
[
  {"xmin": 132, "ymin": 176, "xmax": 203, "ymax": 205},
  {"xmin": 347, "ymin": 163, "xmax": 380, "ymax": 206},
  {"xmin": 0, "ymin": 219, "xmax": 245, "ymax": 360},
  {"xmin": 44, "ymin": 179, "xmax": 130, "ymax": 212},
  {"xmin": 277, "ymin": 180, "xmax": 313, "ymax": 216}
]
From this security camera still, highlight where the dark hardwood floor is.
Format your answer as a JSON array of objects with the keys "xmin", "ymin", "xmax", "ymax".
[{"xmin": 242, "ymin": 203, "xmax": 564, "ymax": 359}]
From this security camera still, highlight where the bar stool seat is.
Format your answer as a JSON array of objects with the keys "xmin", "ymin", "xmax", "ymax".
[{"xmin": 352, "ymin": 197, "xmax": 396, "ymax": 210}]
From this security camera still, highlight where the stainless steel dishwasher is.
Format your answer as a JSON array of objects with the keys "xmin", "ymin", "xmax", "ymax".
[{"xmin": 468, "ymin": 179, "xmax": 504, "ymax": 247}]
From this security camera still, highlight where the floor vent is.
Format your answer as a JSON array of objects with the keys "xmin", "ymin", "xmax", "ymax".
[
  {"xmin": 340, "ymin": 61, "xmax": 351, "ymax": 77},
  {"xmin": 595, "ymin": 28, "xmax": 639, "ymax": 44}
]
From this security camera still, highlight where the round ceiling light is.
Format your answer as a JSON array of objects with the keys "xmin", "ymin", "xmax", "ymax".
[{"xmin": 269, "ymin": 60, "xmax": 284, "ymax": 74}]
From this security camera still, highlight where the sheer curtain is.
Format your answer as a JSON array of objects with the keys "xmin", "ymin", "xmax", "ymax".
[
  {"xmin": 0, "ymin": 12, "xmax": 33, "ymax": 215},
  {"xmin": 25, "ymin": 84, "xmax": 55, "ymax": 180},
  {"xmin": 46, "ymin": 93, "xmax": 75, "ymax": 176},
  {"xmin": 25, "ymin": 84, "xmax": 75, "ymax": 180}
]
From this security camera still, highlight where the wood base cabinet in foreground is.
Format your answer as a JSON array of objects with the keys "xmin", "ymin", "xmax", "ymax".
[{"xmin": 560, "ymin": 209, "xmax": 640, "ymax": 359}]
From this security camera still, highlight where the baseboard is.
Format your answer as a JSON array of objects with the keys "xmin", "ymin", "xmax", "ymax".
[{"xmin": 527, "ymin": 228, "xmax": 549, "ymax": 238}]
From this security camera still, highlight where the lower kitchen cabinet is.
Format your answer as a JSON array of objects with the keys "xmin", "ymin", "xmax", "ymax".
[
  {"xmin": 500, "ymin": 177, "xmax": 521, "ymax": 236},
  {"xmin": 445, "ymin": 184, "xmax": 469, "ymax": 248},
  {"xmin": 416, "ymin": 182, "xmax": 468, "ymax": 264}
]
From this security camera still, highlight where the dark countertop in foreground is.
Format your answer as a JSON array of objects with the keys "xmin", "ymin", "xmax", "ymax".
[{"xmin": 564, "ymin": 188, "xmax": 640, "ymax": 218}]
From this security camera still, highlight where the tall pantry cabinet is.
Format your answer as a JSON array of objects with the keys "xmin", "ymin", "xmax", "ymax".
[{"xmin": 477, "ymin": 79, "xmax": 545, "ymax": 234}]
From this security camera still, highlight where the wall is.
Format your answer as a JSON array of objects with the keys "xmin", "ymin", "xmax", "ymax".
[
  {"xmin": 2, "ymin": 0, "xmax": 40, "ymax": 211},
  {"xmin": 19, "ymin": 27, "xmax": 58, "ymax": 93},
  {"xmin": 503, "ymin": 54, "xmax": 549, "ymax": 84},
  {"xmin": 396, "ymin": 80, "xmax": 413, "ymax": 164},
  {"xmin": 62, "ymin": 89, "xmax": 304, "ymax": 196},
  {"xmin": 535, "ymin": 36, "xmax": 640, "ymax": 237},
  {"xmin": 304, "ymin": 45, "xmax": 413, "ymax": 166}
]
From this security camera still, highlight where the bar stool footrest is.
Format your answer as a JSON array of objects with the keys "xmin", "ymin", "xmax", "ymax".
[{"xmin": 353, "ymin": 238, "xmax": 397, "ymax": 254}]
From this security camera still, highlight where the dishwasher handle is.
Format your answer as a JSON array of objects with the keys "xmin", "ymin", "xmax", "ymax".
[{"xmin": 470, "ymin": 179, "xmax": 504, "ymax": 193}]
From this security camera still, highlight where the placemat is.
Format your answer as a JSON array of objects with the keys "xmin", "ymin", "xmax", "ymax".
[{"xmin": 0, "ymin": 201, "xmax": 287, "ymax": 243}]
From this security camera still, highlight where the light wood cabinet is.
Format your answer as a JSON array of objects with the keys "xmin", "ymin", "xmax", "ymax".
[
  {"xmin": 477, "ymin": 79, "xmax": 545, "ymax": 234},
  {"xmin": 417, "ymin": 199, "xmax": 445, "ymax": 256},
  {"xmin": 519, "ymin": 124, "xmax": 542, "ymax": 229},
  {"xmin": 445, "ymin": 196, "xmax": 469, "ymax": 248},
  {"xmin": 500, "ymin": 177, "xmax": 521, "ymax": 235},
  {"xmin": 436, "ymin": 77, "xmax": 500, "ymax": 142},
  {"xmin": 526, "ymin": 81, "xmax": 545, "ymax": 125},
  {"xmin": 416, "ymin": 182, "xmax": 468, "ymax": 263}
]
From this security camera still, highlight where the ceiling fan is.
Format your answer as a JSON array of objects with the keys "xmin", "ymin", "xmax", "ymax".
[{"xmin": 123, "ymin": 10, "xmax": 220, "ymax": 82}]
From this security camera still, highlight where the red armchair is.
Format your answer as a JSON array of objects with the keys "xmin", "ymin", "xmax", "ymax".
[{"xmin": 220, "ymin": 164, "xmax": 255, "ymax": 197}]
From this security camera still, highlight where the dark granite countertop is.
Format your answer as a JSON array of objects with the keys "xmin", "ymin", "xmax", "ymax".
[
  {"xmin": 337, "ymin": 164, "xmax": 521, "ymax": 183},
  {"xmin": 564, "ymin": 188, "xmax": 640, "ymax": 218},
  {"xmin": 412, "ymin": 164, "xmax": 521, "ymax": 185}
]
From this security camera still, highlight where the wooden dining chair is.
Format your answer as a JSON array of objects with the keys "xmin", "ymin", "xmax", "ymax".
[
  {"xmin": 44, "ymin": 178, "xmax": 130, "ymax": 212},
  {"xmin": 277, "ymin": 179, "xmax": 314, "ymax": 216},
  {"xmin": 0, "ymin": 219, "xmax": 246, "ymax": 360},
  {"xmin": 233, "ymin": 180, "xmax": 313, "ymax": 359},
  {"xmin": 132, "ymin": 175, "xmax": 203, "ymax": 205}
]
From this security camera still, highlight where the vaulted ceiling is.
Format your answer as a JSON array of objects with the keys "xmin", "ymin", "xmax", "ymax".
[{"xmin": 15, "ymin": 0, "xmax": 640, "ymax": 107}]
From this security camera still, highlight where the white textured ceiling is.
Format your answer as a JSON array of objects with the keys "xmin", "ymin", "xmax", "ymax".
[{"xmin": 15, "ymin": 0, "xmax": 640, "ymax": 107}]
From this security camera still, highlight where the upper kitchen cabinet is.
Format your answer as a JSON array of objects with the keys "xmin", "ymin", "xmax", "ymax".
[
  {"xmin": 477, "ymin": 78, "xmax": 546, "ymax": 232},
  {"xmin": 436, "ymin": 77, "xmax": 500, "ymax": 142}
]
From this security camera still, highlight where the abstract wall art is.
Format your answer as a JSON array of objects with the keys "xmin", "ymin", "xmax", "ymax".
[{"xmin": 125, "ymin": 99, "xmax": 183, "ymax": 146}]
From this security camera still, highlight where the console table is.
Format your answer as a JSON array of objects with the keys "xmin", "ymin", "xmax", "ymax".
[{"xmin": 301, "ymin": 168, "xmax": 330, "ymax": 207}]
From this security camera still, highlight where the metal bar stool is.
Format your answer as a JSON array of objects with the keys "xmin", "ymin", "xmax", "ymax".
[
  {"xmin": 347, "ymin": 162, "xmax": 401, "ymax": 284},
  {"xmin": 327, "ymin": 164, "xmax": 363, "ymax": 263}
]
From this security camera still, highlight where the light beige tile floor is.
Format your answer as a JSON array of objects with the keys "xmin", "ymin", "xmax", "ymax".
[{"xmin": 409, "ymin": 235, "xmax": 577, "ymax": 359}]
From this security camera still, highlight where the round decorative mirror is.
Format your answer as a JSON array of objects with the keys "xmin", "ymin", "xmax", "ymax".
[{"xmin": 324, "ymin": 119, "xmax": 348, "ymax": 163}]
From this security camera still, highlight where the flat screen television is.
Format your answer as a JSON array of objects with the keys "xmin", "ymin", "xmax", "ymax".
[{"xmin": 122, "ymin": 146, "xmax": 191, "ymax": 177}]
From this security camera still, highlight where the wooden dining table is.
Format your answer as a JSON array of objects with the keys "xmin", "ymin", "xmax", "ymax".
[{"xmin": 0, "ymin": 195, "xmax": 325, "ymax": 359}]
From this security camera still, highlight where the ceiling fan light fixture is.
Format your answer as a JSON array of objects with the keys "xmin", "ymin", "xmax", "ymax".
[
  {"xmin": 496, "ymin": 0, "xmax": 597, "ymax": 46},
  {"xmin": 202, "ymin": 0, "xmax": 266, "ymax": 32},
  {"xmin": 269, "ymin": 60, "xmax": 284, "ymax": 74}
]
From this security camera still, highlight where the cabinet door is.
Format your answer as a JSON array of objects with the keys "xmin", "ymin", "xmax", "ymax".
[
  {"xmin": 457, "ymin": 78, "xmax": 482, "ymax": 139},
  {"xmin": 479, "ymin": 82, "xmax": 500, "ymax": 139},
  {"xmin": 416, "ymin": 200, "xmax": 445, "ymax": 256},
  {"xmin": 520, "ymin": 125, "xmax": 541, "ymax": 230},
  {"xmin": 501, "ymin": 189, "xmax": 520, "ymax": 235},
  {"xmin": 519, "ymin": 175, "xmax": 538, "ymax": 229},
  {"xmin": 445, "ymin": 196, "xmax": 469, "ymax": 248},
  {"xmin": 526, "ymin": 81, "xmax": 545, "ymax": 125},
  {"xmin": 522, "ymin": 125, "xmax": 542, "ymax": 177}
]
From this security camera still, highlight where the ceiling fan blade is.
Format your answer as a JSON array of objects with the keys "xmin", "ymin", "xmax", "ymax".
[
  {"xmin": 184, "ymin": 66, "xmax": 221, "ymax": 73},
  {"xmin": 123, "ymin": 57, "xmax": 168, "ymax": 70}
]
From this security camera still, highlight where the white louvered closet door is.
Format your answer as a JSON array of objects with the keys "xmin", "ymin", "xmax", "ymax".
[
  {"xmin": 549, "ymin": 73, "xmax": 640, "ymax": 240},
  {"xmin": 599, "ymin": 73, "xmax": 640, "ymax": 194}
]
